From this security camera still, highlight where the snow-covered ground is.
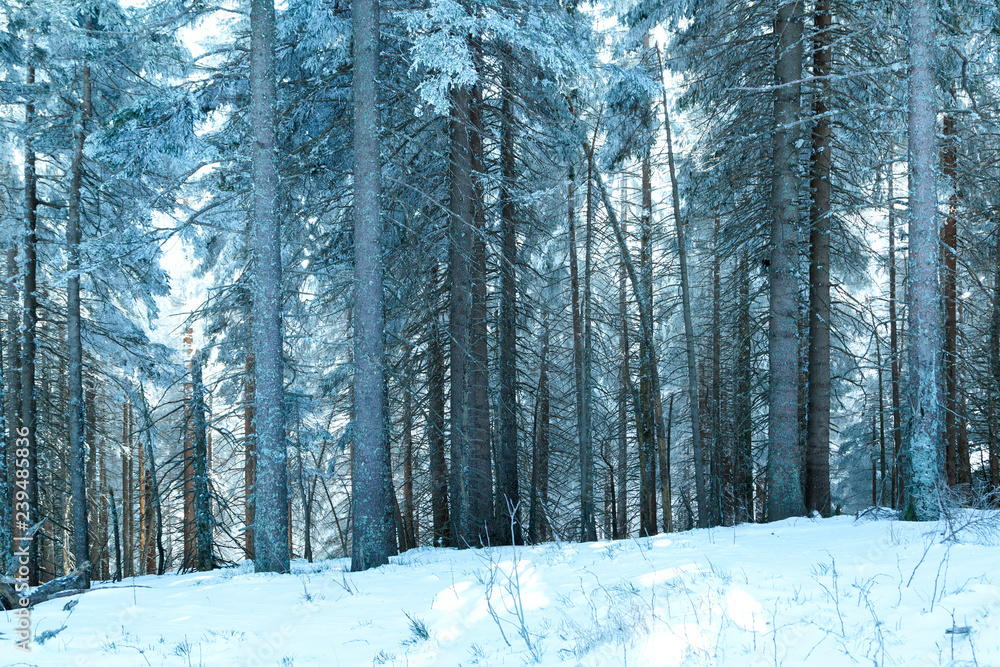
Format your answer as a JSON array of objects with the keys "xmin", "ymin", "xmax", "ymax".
[{"xmin": 2, "ymin": 512, "xmax": 999, "ymax": 666}]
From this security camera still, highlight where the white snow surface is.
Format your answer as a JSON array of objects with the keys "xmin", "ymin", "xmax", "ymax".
[{"xmin": 2, "ymin": 513, "xmax": 999, "ymax": 666}]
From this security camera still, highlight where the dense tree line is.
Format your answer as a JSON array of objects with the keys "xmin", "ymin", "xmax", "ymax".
[{"xmin": 0, "ymin": 0, "xmax": 997, "ymax": 587}]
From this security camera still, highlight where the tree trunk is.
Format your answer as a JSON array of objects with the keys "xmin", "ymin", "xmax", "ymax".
[
  {"xmin": 990, "ymin": 217, "xmax": 1000, "ymax": 493},
  {"xmin": 805, "ymin": 1, "xmax": 833, "ymax": 517},
  {"xmin": 250, "ymin": 0, "xmax": 290, "ymax": 572},
  {"xmin": 467, "ymin": 84, "xmax": 494, "ymax": 547},
  {"xmin": 569, "ymin": 167, "xmax": 589, "ymax": 540},
  {"xmin": 138, "ymin": 387, "xmax": 165, "ymax": 575},
  {"xmin": 496, "ymin": 50, "xmax": 521, "ymax": 546},
  {"xmin": 888, "ymin": 165, "xmax": 903, "ymax": 508},
  {"xmin": 617, "ymin": 180, "xmax": 629, "ymax": 539},
  {"xmin": 244, "ymin": 353, "xmax": 255, "ymax": 560},
  {"xmin": 21, "ymin": 64, "xmax": 40, "ymax": 586},
  {"xmin": 2, "ymin": 246, "xmax": 17, "ymax": 569},
  {"xmin": 108, "ymin": 489, "xmax": 122, "ymax": 582},
  {"xmin": 941, "ymin": 114, "xmax": 958, "ymax": 488},
  {"xmin": 638, "ymin": 151, "xmax": 657, "ymax": 537},
  {"xmin": 402, "ymin": 374, "xmax": 416, "ymax": 550},
  {"xmin": 99, "ymin": 435, "xmax": 108, "ymax": 579},
  {"xmin": 427, "ymin": 278, "xmax": 450, "ymax": 546},
  {"xmin": 528, "ymin": 311, "xmax": 550, "ymax": 544},
  {"xmin": 580, "ymin": 149, "xmax": 596, "ymax": 543},
  {"xmin": 658, "ymin": 394, "xmax": 674, "ymax": 532},
  {"xmin": 767, "ymin": 0, "xmax": 806, "ymax": 521},
  {"xmin": 351, "ymin": 0, "xmax": 396, "ymax": 571},
  {"xmin": 905, "ymin": 0, "xmax": 944, "ymax": 521},
  {"xmin": 735, "ymin": 256, "xmax": 754, "ymax": 523},
  {"xmin": 449, "ymin": 83, "xmax": 474, "ymax": 548},
  {"xmin": 876, "ymin": 324, "xmax": 887, "ymax": 503},
  {"xmin": 586, "ymin": 148, "xmax": 661, "ymax": 537},
  {"xmin": 656, "ymin": 47, "xmax": 707, "ymax": 528},
  {"xmin": 192, "ymin": 354, "xmax": 213, "ymax": 571},
  {"xmin": 711, "ymin": 217, "xmax": 724, "ymax": 525},
  {"xmin": 138, "ymin": 427, "xmax": 148, "ymax": 572},
  {"xmin": 68, "ymin": 21, "xmax": 93, "ymax": 587},
  {"xmin": 0, "ymin": 336, "xmax": 8, "ymax": 570},
  {"xmin": 182, "ymin": 333, "xmax": 195, "ymax": 567},
  {"xmin": 85, "ymin": 384, "xmax": 99, "ymax": 576},
  {"xmin": 122, "ymin": 403, "xmax": 133, "ymax": 577}
]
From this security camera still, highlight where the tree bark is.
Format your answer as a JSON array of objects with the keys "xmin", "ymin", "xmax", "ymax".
[
  {"xmin": 449, "ymin": 82, "xmax": 475, "ymax": 548},
  {"xmin": 108, "ymin": 489, "xmax": 122, "ymax": 582},
  {"xmin": 426, "ymin": 276, "xmax": 450, "ymax": 546},
  {"xmin": 767, "ymin": 0, "xmax": 806, "ymax": 521},
  {"xmin": 528, "ymin": 311, "xmax": 550, "ymax": 544},
  {"xmin": 805, "ymin": 1, "xmax": 832, "ymax": 517},
  {"xmin": 711, "ymin": 217, "xmax": 723, "ymax": 525},
  {"xmin": 580, "ymin": 149, "xmax": 596, "ymax": 542},
  {"xmin": 467, "ymin": 84, "xmax": 494, "ymax": 548},
  {"xmin": 905, "ymin": 0, "xmax": 944, "ymax": 521},
  {"xmin": 940, "ymin": 115, "xmax": 969, "ymax": 488},
  {"xmin": 990, "ymin": 217, "xmax": 1000, "ymax": 493},
  {"xmin": 402, "ymin": 370, "xmax": 416, "ymax": 550},
  {"xmin": 250, "ymin": 0, "xmax": 290, "ymax": 572},
  {"xmin": 617, "ymin": 180, "xmax": 629, "ymax": 539},
  {"xmin": 244, "ymin": 353, "xmax": 255, "ymax": 560},
  {"xmin": 3, "ymin": 246, "xmax": 18, "ymax": 567},
  {"xmin": 0, "ymin": 334, "xmax": 8, "ymax": 569},
  {"xmin": 658, "ymin": 393, "xmax": 674, "ymax": 532},
  {"xmin": 351, "ymin": 0, "xmax": 396, "ymax": 571},
  {"xmin": 941, "ymin": 114, "xmax": 957, "ymax": 487},
  {"xmin": 496, "ymin": 50, "xmax": 521, "ymax": 546},
  {"xmin": 192, "ymin": 354, "xmax": 213, "ymax": 571},
  {"xmin": 122, "ymin": 403, "xmax": 133, "ymax": 577},
  {"xmin": 569, "ymin": 167, "xmax": 590, "ymax": 539},
  {"xmin": 638, "ymin": 151, "xmax": 657, "ymax": 536},
  {"xmin": 21, "ymin": 64, "xmax": 40, "ymax": 586},
  {"xmin": 656, "ymin": 47, "xmax": 707, "ymax": 527},
  {"xmin": 85, "ymin": 384, "xmax": 99, "ymax": 576},
  {"xmin": 182, "ymin": 332, "xmax": 195, "ymax": 567},
  {"xmin": 68, "ymin": 22, "xmax": 93, "ymax": 587},
  {"xmin": 888, "ymin": 165, "xmax": 903, "ymax": 508},
  {"xmin": 137, "ymin": 387, "xmax": 165, "ymax": 575},
  {"xmin": 735, "ymin": 256, "xmax": 754, "ymax": 523}
]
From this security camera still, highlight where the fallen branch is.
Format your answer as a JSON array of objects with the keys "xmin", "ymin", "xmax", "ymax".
[{"xmin": 0, "ymin": 563, "xmax": 91, "ymax": 610}]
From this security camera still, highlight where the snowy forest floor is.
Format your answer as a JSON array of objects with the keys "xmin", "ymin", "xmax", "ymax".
[{"xmin": 2, "ymin": 512, "xmax": 999, "ymax": 666}]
